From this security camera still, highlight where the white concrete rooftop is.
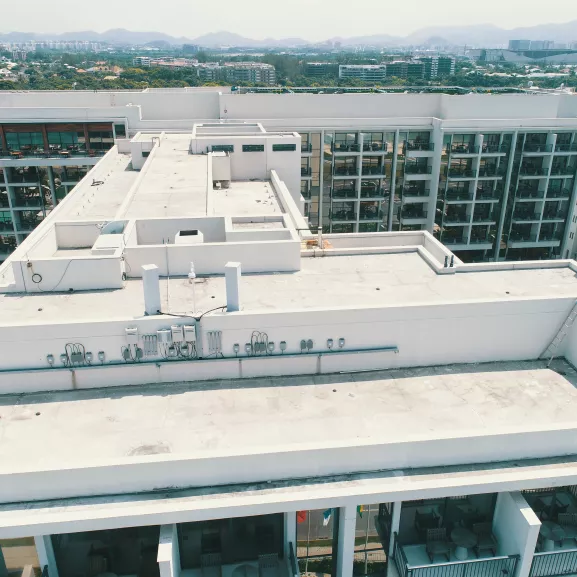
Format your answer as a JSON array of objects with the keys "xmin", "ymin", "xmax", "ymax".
[
  {"xmin": 1, "ymin": 361, "xmax": 577, "ymax": 505},
  {"xmin": 1, "ymin": 252, "xmax": 577, "ymax": 325}
]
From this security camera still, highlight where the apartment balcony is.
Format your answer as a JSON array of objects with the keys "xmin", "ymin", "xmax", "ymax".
[
  {"xmin": 512, "ymin": 211, "xmax": 541, "ymax": 223},
  {"xmin": 542, "ymin": 210, "xmax": 567, "ymax": 222},
  {"xmin": 301, "ymin": 167, "xmax": 312, "ymax": 177},
  {"xmin": 331, "ymin": 188, "xmax": 357, "ymax": 199},
  {"xmin": 481, "ymin": 144, "xmax": 509, "ymax": 155},
  {"xmin": 476, "ymin": 188, "xmax": 502, "ymax": 202},
  {"xmin": 401, "ymin": 208, "xmax": 428, "ymax": 222},
  {"xmin": 12, "ymin": 195, "xmax": 43, "ymax": 209},
  {"xmin": 363, "ymin": 141, "xmax": 387, "ymax": 153},
  {"xmin": 523, "ymin": 143, "xmax": 553, "ymax": 154},
  {"xmin": 554, "ymin": 143, "xmax": 577, "ymax": 153},
  {"xmin": 0, "ymin": 220, "xmax": 14, "ymax": 232},
  {"xmin": 547, "ymin": 188, "xmax": 572, "ymax": 199},
  {"xmin": 407, "ymin": 141, "xmax": 434, "ymax": 152},
  {"xmin": 403, "ymin": 187, "xmax": 430, "ymax": 202},
  {"xmin": 333, "ymin": 166, "xmax": 358, "ymax": 177},
  {"xmin": 361, "ymin": 165, "xmax": 385, "ymax": 176},
  {"xmin": 443, "ymin": 235, "xmax": 469, "ymax": 246},
  {"xmin": 329, "ymin": 209, "xmax": 357, "ymax": 222},
  {"xmin": 473, "ymin": 213, "xmax": 497, "ymax": 224},
  {"xmin": 444, "ymin": 212, "xmax": 470, "ymax": 225},
  {"xmin": 0, "ymin": 148, "xmax": 106, "ymax": 159},
  {"xmin": 519, "ymin": 167, "xmax": 549, "ymax": 178},
  {"xmin": 478, "ymin": 167, "xmax": 504, "ymax": 179},
  {"xmin": 517, "ymin": 188, "xmax": 545, "ymax": 199},
  {"xmin": 469, "ymin": 235, "xmax": 494, "ymax": 248},
  {"xmin": 448, "ymin": 168, "xmax": 475, "ymax": 179},
  {"xmin": 449, "ymin": 144, "xmax": 480, "ymax": 156},
  {"xmin": 332, "ymin": 143, "xmax": 361, "ymax": 153},
  {"xmin": 445, "ymin": 191, "xmax": 474, "ymax": 203},
  {"xmin": 508, "ymin": 232, "xmax": 561, "ymax": 247},
  {"xmin": 301, "ymin": 143, "xmax": 312, "ymax": 153},
  {"xmin": 550, "ymin": 166, "xmax": 576, "ymax": 177},
  {"xmin": 359, "ymin": 208, "xmax": 384, "ymax": 221},
  {"xmin": 360, "ymin": 187, "xmax": 387, "ymax": 199},
  {"xmin": 405, "ymin": 164, "xmax": 432, "ymax": 175}
]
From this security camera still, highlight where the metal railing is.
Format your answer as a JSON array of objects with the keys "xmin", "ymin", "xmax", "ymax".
[
  {"xmin": 406, "ymin": 164, "xmax": 432, "ymax": 175},
  {"xmin": 473, "ymin": 213, "xmax": 496, "ymax": 222},
  {"xmin": 394, "ymin": 535, "xmax": 518, "ymax": 577},
  {"xmin": 301, "ymin": 143, "xmax": 312, "ymax": 153},
  {"xmin": 555, "ymin": 143, "xmax": 577, "ymax": 152},
  {"xmin": 482, "ymin": 144, "xmax": 509, "ymax": 154},
  {"xmin": 301, "ymin": 167, "xmax": 312, "ymax": 176},
  {"xmin": 445, "ymin": 213, "xmax": 470, "ymax": 224},
  {"xmin": 517, "ymin": 189, "xmax": 544, "ymax": 199},
  {"xmin": 550, "ymin": 166, "xmax": 576, "ymax": 176},
  {"xmin": 509, "ymin": 233, "xmax": 539, "ymax": 242},
  {"xmin": 478, "ymin": 168, "xmax": 504, "ymax": 178},
  {"xmin": 404, "ymin": 187, "xmax": 429, "ymax": 197},
  {"xmin": 542, "ymin": 210, "xmax": 567, "ymax": 220},
  {"xmin": 330, "ymin": 210, "xmax": 357, "ymax": 221},
  {"xmin": 530, "ymin": 548, "xmax": 577, "ymax": 577},
  {"xmin": 364, "ymin": 142, "xmax": 387, "ymax": 152},
  {"xmin": 470, "ymin": 237, "xmax": 492, "ymax": 244},
  {"xmin": 448, "ymin": 169, "xmax": 475, "ymax": 178},
  {"xmin": 446, "ymin": 192, "xmax": 474, "ymax": 201},
  {"xmin": 0, "ymin": 149, "xmax": 106, "ymax": 159},
  {"xmin": 547, "ymin": 188, "xmax": 571, "ymax": 198},
  {"xmin": 524, "ymin": 144, "xmax": 553, "ymax": 153},
  {"xmin": 513, "ymin": 212, "xmax": 541, "ymax": 221},
  {"xmin": 361, "ymin": 188, "xmax": 387, "ymax": 198},
  {"xmin": 402, "ymin": 209, "xmax": 428, "ymax": 220},
  {"xmin": 333, "ymin": 143, "xmax": 361, "ymax": 152},
  {"xmin": 540, "ymin": 233, "xmax": 563, "ymax": 242},
  {"xmin": 450, "ymin": 145, "xmax": 479, "ymax": 155},
  {"xmin": 334, "ymin": 166, "xmax": 358, "ymax": 176},
  {"xmin": 476, "ymin": 189, "xmax": 502, "ymax": 200},
  {"xmin": 359, "ymin": 209, "xmax": 384, "ymax": 221},
  {"xmin": 443, "ymin": 236, "xmax": 468, "ymax": 244},
  {"xmin": 519, "ymin": 167, "xmax": 549, "ymax": 176},
  {"xmin": 362, "ymin": 166, "xmax": 385, "ymax": 176},
  {"xmin": 407, "ymin": 141, "xmax": 434, "ymax": 151},
  {"xmin": 331, "ymin": 188, "xmax": 357, "ymax": 199}
]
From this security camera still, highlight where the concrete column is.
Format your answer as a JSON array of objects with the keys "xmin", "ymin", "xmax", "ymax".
[
  {"xmin": 427, "ymin": 121, "xmax": 444, "ymax": 233},
  {"xmin": 47, "ymin": 167, "xmax": 57, "ymax": 208},
  {"xmin": 492, "ymin": 492, "xmax": 540, "ymax": 577},
  {"xmin": 0, "ymin": 546, "xmax": 7, "ymax": 577},
  {"xmin": 225, "ymin": 261, "xmax": 241, "ymax": 312},
  {"xmin": 336, "ymin": 506, "xmax": 356, "ymax": 577},
  {"xmin": 34, "ymin": 535, "xmax": 59, "ymax": 577},
  {"xmin": 388, "ymin": 130, "xmax": 400, "ymax": 231},
  {"xmin": 142, "ymin": 264, "xmax": 161, "ymax": 315},
  {"xmin": 388, "ymin": 502, "xmax": 402, "ymax": 558},
  {"xmin": 158, "ymin": 524, "xmax": 180, "ymax": 577},
  {"xmin": 284, "ymin": 512, "xmax": 297, "ymax": 560}
]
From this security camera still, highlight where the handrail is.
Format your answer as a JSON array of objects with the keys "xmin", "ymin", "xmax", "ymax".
[
  {"xmin": 533, "ymin": 547, "xmax": 577, "ymax": 557},
  {"xmin": 406, "ymin": 554, "xmax": 518, "ymax": 571}
]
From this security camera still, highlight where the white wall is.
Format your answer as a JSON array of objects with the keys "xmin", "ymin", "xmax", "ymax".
[
  {"xmin": 55, "ymin": 222, "xmax": 103, "ymax": 249},
  {"xmin": 158, "ymin": 524, "xmax": 180, "ymax": 577},
  {"xmin": 135, "ymin": 217, "xmax": 226, "ymax": 245},
  {"xmin": 493, "ymin": 492, "xmax": 540, "ymax": 577}
]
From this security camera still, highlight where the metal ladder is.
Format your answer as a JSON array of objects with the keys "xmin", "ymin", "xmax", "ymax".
[{"xmin": 541, "ymin": 300, "xmax": 577, "ymax": 366}]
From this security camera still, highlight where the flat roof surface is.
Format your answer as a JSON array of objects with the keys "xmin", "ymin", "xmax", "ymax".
[
  {"xmin": 0, "ymin": 361, "xmax": 576, "ymax": 476},
  {"xmin": 2, "ymin": 252, "xmax": 577, "ymax": 325}
]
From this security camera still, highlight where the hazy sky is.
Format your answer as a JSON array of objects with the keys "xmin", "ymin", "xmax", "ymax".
[{"xmin": 4, "ymin": 0, "xmax": 577, "ymax": 40}]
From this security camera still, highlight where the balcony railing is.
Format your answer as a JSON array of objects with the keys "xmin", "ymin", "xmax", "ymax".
[
  {"xmin": 359, "ymin": 209, "xmax": 384, "ymax": 221},
  {"xmin": 289, "ymin": 543, "xmax": 299, "ymax": 577},
  {"xmin": 540, "ymin": 233, "xmax": 563, "ymax": 242},
  {"xmin": 448, "ymin": 168, "xmax": 475, "ymax": 178},
  {"xmin": 482, "ymin": 144, "xmax": 509, "ymax": 154},
  {"xmin": 519, "ymin": 167, "xmax": 549, "ymax": 176},
  {"xmin": 403, "ymin": 187, "xmax": 429, "ymax": 197},
  {"xmin": 550, "ymin": 166, "xmax": 576, "ymax": 176},
  {"xmin": 331, "ymin": 188, "xmax": 357, "ymax": 199},
  {"xmin": 301, "ymin": 167, "xmax": 312, "ymax": 176},
  {"xmin": 0, "ymin": 148, "xmax": 106, "ymax": 159},
  {"xmin": 363, "ymin": 142, "xmax": 387, "ymax": 152},
  {"xmin": 443, "ymin": 235, "xmax": 468, "ymax": 244},
  {"xmin": 333, "ymin": 143, "xmax": 360, "ymax": 152},
  {"xmin": 13, "ymin": 196, "xmax": 43, "ymax": 208},
  {"xmin": 362, "ymin": 166, "xmax": 385, "ymax": 176},
  {"xmin": 330, "ymin": 210, "xmax": 356, "ymax": 221},
  {"xmin": 530, "ymin": 547, "xmax": 577, "ymax": 577},
  {"xmin": 473, "ymin": 213, "xmax": 496, "ymax": 223},
  {"xmin": 555, "ymin": 143, "xmax": 577, "ymax": 153},
  {"xmin": 517, "ymin": 188, "xmax": 544, "ymax": 199},
  {"xmin": 476, "ymin": 189, "xmax": 502, "ymax": 200},
  {"xmin": 446, "ymin": 191, "xmax": 474, "ymax": 201},
  {"xmin": 0, "ymin": 221, "xmax": 14, "ymax": 231},
  {"xmin": 402, "ymin": 209, "xmax": 428, "ymax": 220},
  {"xmin": 360, "ymin": 188, "xmax": 386, "ymax": 198},
  {"xmin": 524, "ymin": 144, "xmax": 553, "ymax": 153},
  {"xmin": 478, "ymin": 167, "xmax": 504, "ymax": 178},
  {"xmin": 334, "ymin": 166, "xmax": 357, "ymax": 176},
  {"xmin": 513, "ymin": 212, "xmax": 541, "ymax": 221},
  {"xmin": 449, "ymin": 144, "xmax": 479, "ymax": 154},
  {"xmin": 406, "ymin": 164, "xmax": 432, "ymax": 175},
  {"xmin": 509, "ymin": 233, "xmax": 539, "ymax": 242},
  {"xmin": 445, "ymin": 213, "xmax": 470, "ymax": 224},
  {"xmin": 301, "ymin": 143, "xmax": 312, "ymax": 153},
  {"xmin": 542, "ymin": 210, "xmax": 567, "ymax": 220},
  {"xmin": 547, "ymin": 188, "xmax": 571, "ymax": 198},
  {"xmin": 470, "ymin": 236, "xmax": 492, "ymax": 244},
  {"xmin": 407, "ymin": 141, "xmax": 434, "ymax": 151}
]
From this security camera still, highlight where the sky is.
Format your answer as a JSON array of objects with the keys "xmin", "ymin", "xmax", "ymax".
[{"xmin": 3, "ymin": 0, "xmax": 577, "ymax": 41}]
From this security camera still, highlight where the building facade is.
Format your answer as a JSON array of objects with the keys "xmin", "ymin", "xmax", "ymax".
[
  {"xmin": 2, "ymin": 90, "xmax": 577, "ymax": 263},
  {"xmin": 338, "ymin": 65, "xmax": 387, "ymax": 82},
  {"xmin": 3, "ymin": 122, "xmax": 577, "ymax": 577}
]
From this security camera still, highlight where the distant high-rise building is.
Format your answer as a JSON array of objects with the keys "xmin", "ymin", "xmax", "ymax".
[
  {"xmin": 183, "ymin": 44, "xmax": 200, "ymax": 54},
  {"xmin": 132, "ymin": 57, "xmax": 151, "ymax": 68},
  {"xmin": 509, "ymin": 39, "xmax": 531, "ymax": 51},
  {"xmin": 417, "ymin": 56, "xmax": 456, "ymax": 79},
  {"xmin": 305, "ymin": 62, "xmax": 337, "ymax": 77},
  {"xmin": 338, "ymin": 65, "xmax": 387, "ymax": 82}
]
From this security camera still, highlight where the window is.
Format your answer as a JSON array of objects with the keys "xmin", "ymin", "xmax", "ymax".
[
  {"xmin": 273, "ymin": 143, "xmax": 297, "ymax": 152},
  {"xmin": 88, "ymin": 129, "xmax": 114, "ymax": 151},
  {"xmin": 211, "ymin": 144, "xmax": 234, "ymax": 153},
  {"xmin": 47, "ymin": 131, "xmax": 86, "ymax": 151},
  {"xmin": 5, "ymin": 131, "xmax": 44, "ymax": 151},
  {"xmin": 114, "ymin": 124, "xmax": 127, "ymax": 138},
  {"xmin": 243, "ymin": 144, "xmax": 264, "ymax": 152}
]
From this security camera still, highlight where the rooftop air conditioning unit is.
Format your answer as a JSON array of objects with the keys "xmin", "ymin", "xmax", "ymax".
[{"xmin": 175, "ymin": 230, "xmax": 204, "ymax": 245}]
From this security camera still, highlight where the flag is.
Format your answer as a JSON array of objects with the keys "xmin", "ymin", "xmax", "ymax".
[
  {"xmin": 323, "ymin": 509, "xmax": 333, "ymax": 526},
  {"xmin": 357, "ymin": 505, "xmax": 365, "ymax": 518},
  {"xmin": 297, "ymin": 511, "xmax": 307, "ymax": 524}
]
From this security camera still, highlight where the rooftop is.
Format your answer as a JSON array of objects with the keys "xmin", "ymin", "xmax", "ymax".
[{"xmin": 1, "ymin": 360, "xmax": 577, "ymax": 505}]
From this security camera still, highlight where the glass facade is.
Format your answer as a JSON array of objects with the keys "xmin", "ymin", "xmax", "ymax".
[
  {"xmin": 0, "ymin": 537, "xmax": 41, "ymax": 577},
  {"xmin": 297, "ymin": 509, "xmax": 340, "ymax": 577}
]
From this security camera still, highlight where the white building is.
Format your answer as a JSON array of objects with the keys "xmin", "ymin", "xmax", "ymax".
[
  {"xmin": 4, "ymin": 119, "xmax": 577, "ymax": 577},
  {"xmin": 3, "ymin": 90, "xmax": 577, "ymax": 264},
  {"xmin": 133, "ymin": 57, "xmax": 152, "ymax": 68}
]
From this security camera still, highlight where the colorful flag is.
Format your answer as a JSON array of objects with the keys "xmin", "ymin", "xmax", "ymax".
[
  {"xmin": 297, "ymin": 511, "xmax": 307, "ymax": 524},
  {"xmin": 357, "ymin": 505, "xmax": 365, "ymax": 518},
  {"xmin": 323, "ymin": 508, "xmax": 333, "ymax": 526}
]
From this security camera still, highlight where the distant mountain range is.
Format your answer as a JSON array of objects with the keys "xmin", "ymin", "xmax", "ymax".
[{"xmin": 3, "ymin": 21, "xmax": 577, "ymax": 48}]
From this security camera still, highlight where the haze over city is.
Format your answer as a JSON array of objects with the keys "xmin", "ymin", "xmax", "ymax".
[{"xmin": 4, "ymin": 0, "xmax": 577, "ymax": 41}]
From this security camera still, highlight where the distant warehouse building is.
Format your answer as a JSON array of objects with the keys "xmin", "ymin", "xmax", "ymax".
[{"xmin": 338, "ymin": 64, "xmax": 387, "ymax": 82}]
